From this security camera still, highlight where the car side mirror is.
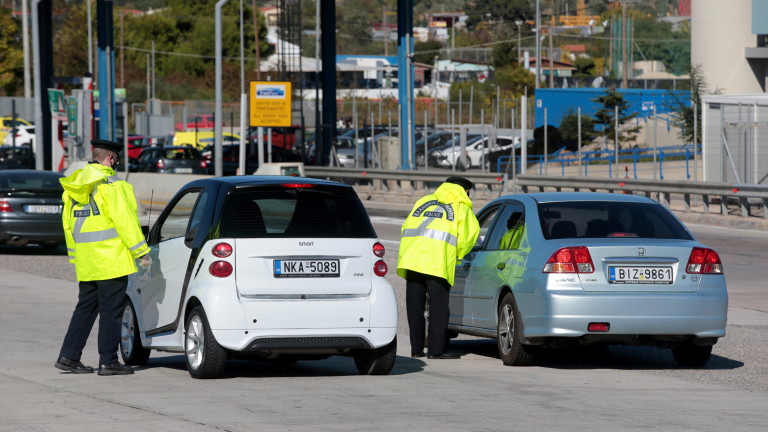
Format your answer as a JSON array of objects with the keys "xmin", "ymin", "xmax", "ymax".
[{"xmin": 184, "ymin": 226, "xmax": 198, "ymax": 248}]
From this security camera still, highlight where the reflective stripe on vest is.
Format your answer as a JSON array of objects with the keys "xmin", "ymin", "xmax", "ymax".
[
  {"xmin": 401, "ymin": 207, "xmax": 458, "ymax": 247},
  {"xmin": 129, "ymin": 240, "xmax": 147, "ymax": 252},
  {"xmin": 71, "ymin": 189, "xmax": 118, "ymax": 244}
]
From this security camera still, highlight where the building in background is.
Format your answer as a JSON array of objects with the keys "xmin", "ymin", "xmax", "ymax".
[{"xmin": 692, "ymin": 0, "xmax": 767, "ymax": 94}]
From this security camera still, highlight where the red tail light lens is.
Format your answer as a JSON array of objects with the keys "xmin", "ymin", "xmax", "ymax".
[
  {"xmin": 372, "ymin": 242, "xmax": 385, "ymax": 257},
  {"xmin": 373, "ymin": 260, "xmax": 388, "ymax": 277},
  {"xmin": 209, "ymin": 261, "xmax": 233, "ymax": 278},
  {"xmin": 156, "ymin": 159, "xmax": 166, "ymax": 169},
  {"xmin": 212, "ymin": 242, "xmax": 233, "ymax": 258},
  {"xmin": 281, "ymin": 183, "xmax": 313, "ymax": 188},
  {"xmin": 543, "ymin": 247, "xmax": 594, "ymax": 273},
  {"xmin": 0, "ymin": 200, "xmax": 12, "ymax": 212},
  {"xmin": 686, "ymin": 247, "xmax": 723, "ymax": 274},
  {"xmin": 200, "ymin": 160, "xmax": 207, "ymax": 168}
]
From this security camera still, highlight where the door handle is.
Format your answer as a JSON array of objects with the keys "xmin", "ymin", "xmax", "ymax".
[{"xmin": 496, "ymin": 262, "xmax": 506, "ymax": 270}]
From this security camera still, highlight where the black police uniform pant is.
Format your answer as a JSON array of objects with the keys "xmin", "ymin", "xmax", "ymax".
[
  {"xmin": 405, "ymin": 270, "xmax": 451, "ymax": 356},
  {"xmin": 59, "ymin": 276, "xmax": 128, "ymax": 366}
]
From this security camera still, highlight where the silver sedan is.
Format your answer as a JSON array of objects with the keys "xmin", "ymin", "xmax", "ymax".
[{"xmin": 447, "ymin": 192, "xmax": 728, "ymax": 367}]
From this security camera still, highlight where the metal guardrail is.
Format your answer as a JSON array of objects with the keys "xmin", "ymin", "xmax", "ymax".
[
  {"xmin": 304, "ymin": 166, "xmax": 510, "ymax": 202},
  {"xmin": 304, "ymin": 167, "xmax": 768, "ymax": 222},
  {"xmin": 515, "ymin": 175, "xmax": 768, "ymax": 219}
]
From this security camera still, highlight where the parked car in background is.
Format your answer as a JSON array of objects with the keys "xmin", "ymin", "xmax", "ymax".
[
  {"xmin": 246, "ymin": 125, "xmax": 301, "ymax": 150},
  {"xmin": 0, "ymin": 146, "xmax": 35, "ymax": 170},
  {"xmin": 447, "ymin": 192, "xmax": 728, "ymax": 367},
  {"xmin": 414, "ymin": 130, "xmax": 455, "ymax": 167},
  {"xmin": 2, "ymin": 124, "xmax": 35, "ymax": 148},
  {"xmin": 139, "ymin": 135, "xmax": 169, "ymax": 147},
  {"xmin": 429, "ymin": 135, "xmax": 519, "ymax": 170},
  {"xmin": 172, "ymin": 131, "xmax": 240, "ymax": 150},
  {"xmin": 127, "ymin": 135, "xmax": 147, "ymax": 161},
  {"xmin": 174, "ymin": 114, "xmax": 221, "ymax": 131},
  {"xmin": 134, "ymin": 145, "xmax": 207, "ymax": 174},
  {"xmin": 120, "ymin": 176, "xmax": 398, "ymax": 378},
  {"xmin": 0, "ymin": 170, "xmax": 65, "ymax": 249},
  {"xmin": 0, "ymin": 117, "xmax": 34, "ymax": 144}
]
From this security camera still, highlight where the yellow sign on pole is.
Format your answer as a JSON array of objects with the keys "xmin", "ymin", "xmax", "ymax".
[{"xmin": 249, "ymin": 81, "xmax": 292, "ymax": 127}]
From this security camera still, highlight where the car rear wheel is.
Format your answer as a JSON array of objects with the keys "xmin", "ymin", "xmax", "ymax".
[
  {"xmin": 497, "ymin": 292, "xmax": 535, "ymax": 366},
  {"xmin": 671, "ymin": 342, "xmax": 712, "ymax": 367},
  {"xmin": 120, "ymin": 300, "xmax": 151, "ymax": 365},
  {"xmin": 185, "ymin": 306, "xmax": 227, "ymax": 379},
  {"xmin": 354, "ymin": 337, "xmax": 397, "ymax": 375}
]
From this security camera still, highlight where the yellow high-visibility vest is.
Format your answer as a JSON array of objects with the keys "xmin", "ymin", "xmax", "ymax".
[
  {"xmin": 397, "ymin": 182, "xmax": 479, "ymax": 285},
  {"xmin": 61, "ymin": 163, "xmax": 149, "ymax": 281}
]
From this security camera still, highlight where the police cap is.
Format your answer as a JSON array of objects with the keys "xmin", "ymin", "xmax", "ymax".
[
  {"xmin": 91, "ymin": 139, "xmax": 123, "ymax": 155},
  {"xmin": 445, "ymin": 176, "xmax": 474, "ymax": 190}
]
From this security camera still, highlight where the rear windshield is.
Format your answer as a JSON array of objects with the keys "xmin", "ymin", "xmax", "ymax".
[
  {"xmin": 164, "ymin": 148, "xmax": 199, "ymax": 160},
  {"xmin": 0, "ymin": 172, "xmax": 63, "ymax": 190},
  {"xmin": 538, "ymin": 201, "xmax": 693, "ymax": 240},
  {"xmin": 221, "ymin": 185, "xmax": 376, "ymax": 238}
]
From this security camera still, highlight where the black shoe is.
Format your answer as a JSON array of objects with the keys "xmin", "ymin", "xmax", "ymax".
[
  {"xmin": 97, "ymin": 362, "xmax": 135, "ymax": 376},
  {"xmin": 55, "ymin": 356, "xmax": 94, "ymax": 374},
  {"xmin": 427, "ymin": 352, "xmax": 461, "ymax": 359},
  {"xmin": 411, "ymin": 351, "xmax": 426, "ymax": 358}
]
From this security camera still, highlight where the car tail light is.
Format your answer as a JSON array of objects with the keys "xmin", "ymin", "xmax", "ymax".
[
  {"xmin": 200, "ymin": 160, "xmax": 207, "ymax": 168},
  {"xmin": 372, "ymin": 242, "xmax": 385, "ymax": 257},
  {"xmin": 212, "ymin": 242, "xmax": 233, "ymax": 258},
  {"xmin": 209, "ymin": 261, "xmax": 233, "ymax": 278},
  {"xmin": 156, "ymin": 159, "xmax": 166, "ymax": 169},
  {"xmin": 543, "ymin": 247, "xmax": 594, "ymax": 273},
  {"xmin": 686, "ymin": 247, "xmax": 723, "ymax": 274},
  {"xmin": 588, "ymin": 322, "xmax": 610, "ymax": 332},
  {"xmin": 281, "ymin": 183, "xmax": 313, "ymax": 188},
  {"xmin": 0, "ymin": 200, "xmax": 12, "ymax": 212},
  {"xmin": 373, "ymin": 260, "xmax": 388, "ymax": 277}
]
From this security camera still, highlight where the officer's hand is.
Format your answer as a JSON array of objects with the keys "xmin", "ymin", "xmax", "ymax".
[{"xmin": 139, "ymin": 254, "xmax": 152, "ymax": 268}]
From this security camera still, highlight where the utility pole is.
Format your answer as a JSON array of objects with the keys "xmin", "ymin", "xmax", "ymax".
[
  {"xmin": 535, "ymin": 0, "xmax": 540, "ymax": 88},
  {"xmin": 548, "ymin": 15, "xmax": 554, "ymax": 88},
  {"xmin": 621, "ymin": 1, "xmax": 628, "ymax": 88},
  {"xmin": 253, "ymin": 0, "xmax": 261, "ymax": 80}
]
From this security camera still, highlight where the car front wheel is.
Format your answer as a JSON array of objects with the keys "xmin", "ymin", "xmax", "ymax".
[
  {"xmin": 354, "ymin": 337, "xmax": 397, "ymax": 375},
  {"xmin": 120, "ymin": 299, "xmax": 151, "ymax": 365},
  {"xmin": 185, "ymin": 306, "xmax": 227, "ymax": 379},
  {"xmin": 672, "ymin": 342, "xmax": 712, "ymax": 367},
  {"xmin": 497, "ymin": 292, "xmax": 535, "ymax": 366}
]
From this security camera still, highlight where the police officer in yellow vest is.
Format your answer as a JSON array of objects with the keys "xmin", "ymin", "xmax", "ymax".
[
  {"xmin": 55, "ymin": 140, "xmax": 150, "ymax": 376},
  {"xmin": 397, "ymin": 177, "xmax": 480, "ymax": 359}
]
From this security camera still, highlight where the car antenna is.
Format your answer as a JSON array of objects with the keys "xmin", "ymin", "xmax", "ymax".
[{"xmin": 147, "ymin": 189, "xmax": 154, "ymax": 229}]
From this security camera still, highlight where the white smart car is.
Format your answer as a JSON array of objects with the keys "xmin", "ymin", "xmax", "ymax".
[{"xmin": 120, "ymin": 176, "xmax": 398, "ymax": 378}]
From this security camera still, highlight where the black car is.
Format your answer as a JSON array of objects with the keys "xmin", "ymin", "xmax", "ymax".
[
  {"xmin": 0, "ymin": 146, "xmax": 35, "ymax": 170},
  {"xmin": 0, "ymin": 170, "xmax": 65, "ymax": 248},
  {"xmin": 134, "ymin": 146, "xmax": 208, "ymax": 174}
]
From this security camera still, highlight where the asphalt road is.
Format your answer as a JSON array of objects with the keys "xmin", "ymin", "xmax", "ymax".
[{"xmin": 0, "ymin": 206, "xmax": 767, "ymax": 431}]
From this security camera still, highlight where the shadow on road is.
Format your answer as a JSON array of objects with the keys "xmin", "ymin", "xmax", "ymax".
[
  {"xmin": 136, "ymin": 353, "xmax": 425, "ymax": 378},
  {"xmin": 446, "ymin": 339, "xmax": 744, "ymax": 371}
]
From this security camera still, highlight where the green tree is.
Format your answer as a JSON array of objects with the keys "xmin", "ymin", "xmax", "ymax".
[
  {"xmin": 0, "ymin": 7, "xmax": 23, "ymax": 95},
  {"xmin": 413, "ymin": 40, "xmax": 443, "ymax": 65},
  {"xmin": 559, "ymin": 109, "xmax": 597, "ymax": 148},
  {"xmin": 668, "ymin": 64, "xmax": 718, "ymax": 145},
  {"xmin": 573, "ymin": 57, "xmax": 596, "ymax": 78},
  {"xmin": 593, "ymin": 87, "xmax": 640, "ymax": 149},
  {"xmin": 464, "ymin": 0, "xmax": 533, "ymax": 28}
]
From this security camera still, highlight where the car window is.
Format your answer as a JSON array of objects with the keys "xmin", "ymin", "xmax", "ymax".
[
  {"xmin": 474, "ymin": 204, "xmax": 502, "ymax": 248},
  {"xmin": 0, "ymin": 172, "xmax": 62, "ymax": 190},
  {"xmin": 163, "ymin": 148, "xmax": 198, "ymax": 160},
  {"xmin": 538, "ymin": 201, "xmax": 694, "ymax": 240},
  {"xmin": 221, "ymin": 185, "xmax": 376, "ymax": 238},
  {"xmin": 158, "ymin": 190, "xmax": 202, "ymax": 241},
  {"xmin": 486, "ymin": 202, "xmax": 525, "ymax": 250}
]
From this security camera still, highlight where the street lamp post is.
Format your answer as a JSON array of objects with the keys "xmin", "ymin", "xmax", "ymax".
[{"xmin": 515, "ymin": 20, "xmax": 523, "ymax": 63}]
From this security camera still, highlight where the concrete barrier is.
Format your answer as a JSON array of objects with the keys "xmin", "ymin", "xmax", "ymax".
[{"xmin": 126, "ymin": 172, "xmax": 212, "ymax": 210}]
